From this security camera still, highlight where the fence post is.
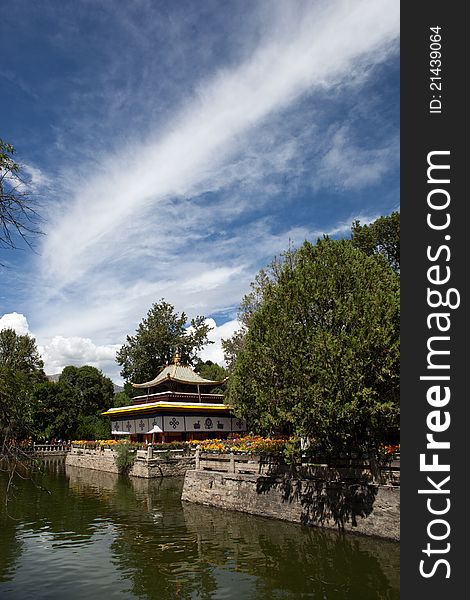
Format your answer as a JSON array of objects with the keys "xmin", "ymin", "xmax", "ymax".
[{"xmin": 195, "ymin": 448, "xmax": 200, "ymax": 470}]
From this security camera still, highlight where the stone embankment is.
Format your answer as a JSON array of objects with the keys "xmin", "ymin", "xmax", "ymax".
[
  {"xmin": 66, "ymin": 446, "xmax": 194, "ymax": 478},
  {"xmin": 181, "ymin": 452, "xmax": 400, "ymax": 541}
]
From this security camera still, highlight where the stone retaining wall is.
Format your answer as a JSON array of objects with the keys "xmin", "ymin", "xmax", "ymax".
[
  {"xmin": 181, "ymin": 469, "xmax": 399, "ymax": 540},
  {"xmin": 65, "ymin": 452, "xmax": 194, "ymax": 478},
  {"xmin": 196, "ymin": 451, "xmax": 400, "ymax": 485}
]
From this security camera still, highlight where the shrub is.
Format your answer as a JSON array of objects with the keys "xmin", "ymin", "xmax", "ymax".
[{"xmin": 114, "ymin": 443, "xmax": 136, "ymax": 474}]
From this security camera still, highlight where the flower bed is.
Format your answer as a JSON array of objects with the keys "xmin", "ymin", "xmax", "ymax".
[
  {"xmin": 71, "ymin": 436, "xmax": 294, "ymax": 456},
  {"xmin": 378, "ymin": 443, "xmax": 400, "ymax": 459},
  {"xmin": 70, "ymin": 438, "xmax": 400, "ymax": 464},
  {"xmin": 71, "ymin": 439, "xmax": 192, "ymax": 452},
  {"xmin": 72, "ymin": 439, "xmax": 137, "ymax": 449},
  {"xmin": 189, "ymin": 435, "xmax": 294, "ymax": 456}
]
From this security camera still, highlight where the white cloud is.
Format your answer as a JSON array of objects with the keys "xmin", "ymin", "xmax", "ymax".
[
  {"xmin": 1, "ymin": 162, "xmax": 49, "ymax": 197},
  {"xmin": 315, "ymin": 126, "xmax": 398, "ymax": 191},
  {"xmin": 38, "ymin": 336, "xmax": 121, "ymax": 380},
  {"xmin": 38, "ymin": 318, "xmax": 239, "ymax": 382},
  {"xmin": 181, "ymin": 267, "xmax": 245, "ymax": 294},
  {"xmin": 196, "ymin": 318, "xmax": 241, "ymax": 366},
  {"xmin": 13, "ymin": 1, "xmax": 399, "ymax": 383},
  {"xmin": 0, "ymin": 312, "xmax": 31, "ymax": 335},
  {"xmin": 21, "ymin": 163, "xmax": 51, "ymax": 192},
  {"xmin": 1, "ymin": 311, "xmax": 121, "ymax": 381},
  {"xmin": 38, "ymin": 0, "xmax": 398, "ymax": 294}
]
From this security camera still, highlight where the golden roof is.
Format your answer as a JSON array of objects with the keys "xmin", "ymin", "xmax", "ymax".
[{"xmin": 132, "ymin": 354, "xmax": 227, "ymax": 389}]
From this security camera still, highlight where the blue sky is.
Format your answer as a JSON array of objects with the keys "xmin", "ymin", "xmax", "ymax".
[{"xmin": 0, "ymin": 0, "xmax": 399, "ymax": 383}]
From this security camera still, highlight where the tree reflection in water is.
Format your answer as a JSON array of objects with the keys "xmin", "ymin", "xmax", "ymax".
[{"xmin": 0, "ymin": 463, "xmax": 399, "ymax": 599}]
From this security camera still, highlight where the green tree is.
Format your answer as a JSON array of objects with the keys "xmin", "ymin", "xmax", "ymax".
[
  {"xmin": 221, "ymin": 330, "xmax": 245, "ymax": 372},
  {"xmin": 116, "ymin": 299, "xmax": 213, "ymax": 384},
  {"xmin": 226, "ymin": 237, "xmax": 399, "ymax": 458},
  {"xmin": 113, "ymin": 381, "xmax": 138, "ymax": 407},
  {"xmin": 194, "ymin": 360, "xmax": 228, "ymax": 394},
  {"xmin": 58, "ymin": 365, "xmax": 114, "ymax": 414},
  {"xmin": 350, "ymin": 211, "xmax": 400, "ymax": 274},
  {"xmin": 0, "ymin": 328, "xmax": 45, "ymax": 378},
  {"xmin": 31, "ymin": 366, "xmax": 114, "ymax": 441},
  {"xmin": 74, "ymin": 414, "xmax": 111, "ymax": 440},
  {"xmin": 222, "ymin": 257, "xmax": 287, "ymax": 372},
  {"xmin": 1, "ymin": 138, "xmax": 41, "ymax": 254},
  {"xmin": 0, "ymin": 367, "xmax": 34, "ymax": 446},
  {"xmin": 0, "ymin": 329, "xmax": 45, "ymax": 449},
  {"xmin": 31, "ymin": 380, "xmax": 79, "ymax": 442},
  {"xmin": 194, "ymin": 359, "xmax": 227, "ymax": 381}
]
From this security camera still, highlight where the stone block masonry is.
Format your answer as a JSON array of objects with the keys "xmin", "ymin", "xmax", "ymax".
[
  {"xmin": 181, "ymin": 470, "xmax": 400, "ymax": 541},
  {"xmin": 65, "ymin": 452, "xmax": 194, "ymax": 478}
]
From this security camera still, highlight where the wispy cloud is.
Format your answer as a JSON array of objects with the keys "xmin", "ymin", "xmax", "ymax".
[
  {"xmin": 3, "ymin": 1, "xmax": 399, "ymax": 381},
  {"xmin": 314, "ymin": 126, "xmax": 399, "ymax": 191},
  {"xmin": 38, "ymin": 0, "xmax": 398, "ymax": 289}
]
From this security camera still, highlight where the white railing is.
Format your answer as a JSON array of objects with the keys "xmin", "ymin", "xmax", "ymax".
[
  {"xmin": 69, "ymin": 445, "xmax": 194, "ymax": 461},
  {"xmin": 33, "ymin": 443, "xmax": 71, "ymax": 453}
]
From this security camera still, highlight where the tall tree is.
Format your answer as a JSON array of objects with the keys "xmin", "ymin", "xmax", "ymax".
[
  {"xmin": 0, "ymin": 328, "xmax": 45, "ymax": 378},
  {"xmin": 32, "ymin": 366, "xmax": 114, "ymax": 441},
  {"xmin": 226, "ymin": 237, "xmax": 399, "ymax": 457},
  {"xmin": 194, "ymin": 360, "xmax": 228, "ymax": 394},
  {"xmin": 221, "ymin": 267, "xmax": 274, "ymax": 372},
  {"xmin": 116, "ymin": 299, "xmax": 213, "ymax": 384},
  {"xmin": 0, "ymin": 138, "xmax": 41, "ymax": 254},
  {"xmin": 221, "ymin": 330, "xmax": 245, "ymax": 373},
  {"xmin": 0, "ymin": 329, "xmax": 45, "ymax": 451},
  {"xmin": 31, "ymin": 380, "xmax": 79, "ymax": 442},
  {"xmin": 223, "ymin": 213, "xmax": 400, "ymax": 370},
  {"xmin": 0, "ymin": 367, "xmax": 34, "ymax": 446},
  {"xmin": 58, "ymin": 365, "xmax": 114, "ymax": 414},
  {"xmin": 350, "ymin": 211, "xmax": 400, "ymax": 274}
]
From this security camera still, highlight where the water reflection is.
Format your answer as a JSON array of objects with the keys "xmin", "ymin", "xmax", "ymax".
[
  {"xmin": 0, "ymin": 463, "xmax": 399, "ymax": 599},
  {"xmin": 182, "ymin": 502, "xmax": 399, "ymax": 599}
]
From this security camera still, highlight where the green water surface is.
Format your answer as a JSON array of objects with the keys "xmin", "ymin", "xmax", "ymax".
[{"xmin": 0, "ymin": 462, "xmax": 399, "ymax": 599}]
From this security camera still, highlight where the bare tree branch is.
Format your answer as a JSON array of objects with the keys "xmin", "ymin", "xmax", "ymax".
[{"xmin": 0, "ymin": 138, "xmax": 43, "ymax": 259}]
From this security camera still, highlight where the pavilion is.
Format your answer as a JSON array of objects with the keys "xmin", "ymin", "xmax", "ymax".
[{"xmin": 102, "ymin": 354, "xmax": 246, "ymax": 443}]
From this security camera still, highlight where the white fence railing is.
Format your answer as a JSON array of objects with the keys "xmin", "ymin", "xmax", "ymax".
[
  {"xmin": 33, "ymin": 443, "xmax": 71, "ymax": 453},
  {"xmin": 69, "ymin": 445, "xmax": 194, "ymax": 461}
]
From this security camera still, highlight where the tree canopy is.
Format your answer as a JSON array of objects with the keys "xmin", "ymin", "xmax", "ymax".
[
  {"xmin": 0, "ymin": 329, "xmax": 115, "ymax": 445},
  {"xmin": 58, "ymin": 365, "xmax": 114, "ymax": 414},
  {"xmin": 116, "ymin": 299, "xmax": 213, "ymax": 384},
  {"xmin": 226, "ymin": 235, "xmax": 400, "ymax": 456},
  {"xmin": 0, "ymin": 329, "xmax": 45, "ymax": 450},
  {"xmin": 0, "ymin": 328, "xmax": 45, "ymax": 377},
  {"xmin": 31, "ymin": 366, "xmax": 114, "ymax": 442},
  {"xmin": 31, "ymin": 380, "xmax": 80, "ymax": 442},
  {"xmin": 194, "ymin": 360, "xmax": 228, "ymax": 394},
  {"xmin": 350, "ymin": 211, "xmax": 400, "ymax": 274},
  {"xmin": 0, "ymin": 367, "xmax": 34, "ymax": 446}
]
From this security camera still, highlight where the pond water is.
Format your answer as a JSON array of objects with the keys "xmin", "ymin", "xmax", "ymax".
[{"xmin": 0, "ymin": 461, "xmax": 399, "ymax": 599}]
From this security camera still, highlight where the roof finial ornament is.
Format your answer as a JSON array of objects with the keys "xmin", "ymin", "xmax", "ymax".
[{"xmin": 174, "ymin": 352, "xmax": 181, "ymax": 365}]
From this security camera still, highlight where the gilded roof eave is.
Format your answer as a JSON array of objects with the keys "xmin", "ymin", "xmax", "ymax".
[{"xmin": 102, "ymin": 400, "xmax": 233, "ymax": 417}]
